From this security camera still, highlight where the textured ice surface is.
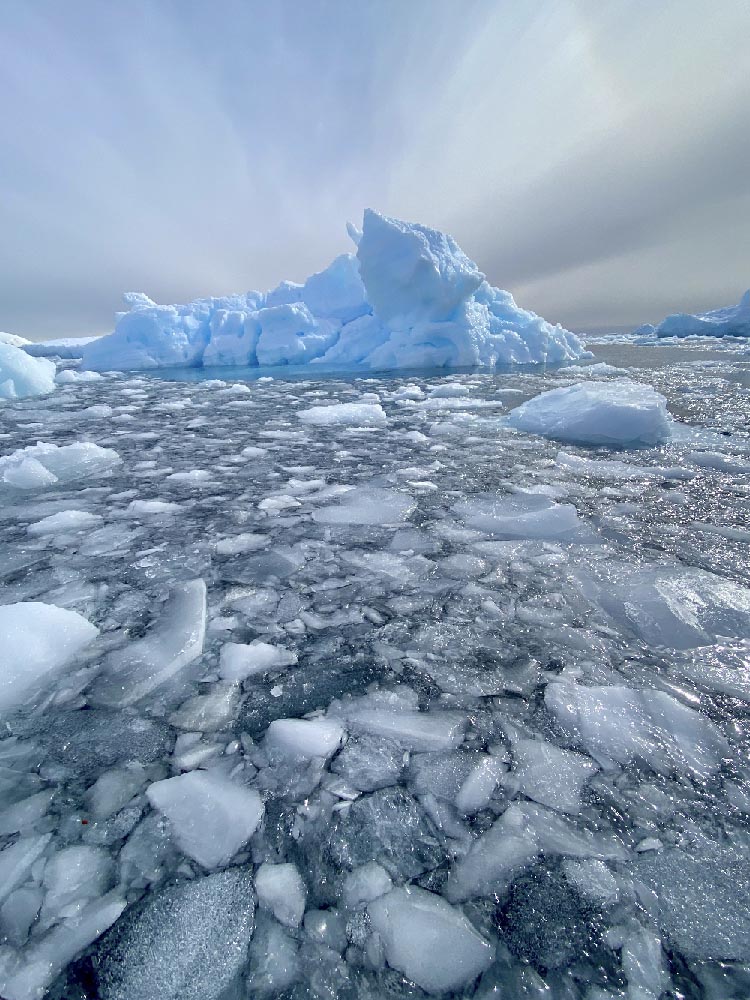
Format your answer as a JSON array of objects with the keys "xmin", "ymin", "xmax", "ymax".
[
  {"xmin": 0, "ymin": 344, "xmax": 56, "ymax": 401},
  {"xmin": 0, "ymin": 602, "xmax": 98, "ymax": 715},
  {"xmin": 0, "ymin": 342, "xmax": 748, "ymax": 998},
  {"xmin": 80, "ymin": 210, "xmax": 586, "ymax": 372},
  {"xmin": 92, "ymin": 867, "xmax": 255, "ymax": 1000},
  {"xmin": 507, "ymin": 380, "xmax": 672, "ymax": 446},
  {"xmin": 23, "ymin": 336, "xmax": 101, "ymax": 359}
]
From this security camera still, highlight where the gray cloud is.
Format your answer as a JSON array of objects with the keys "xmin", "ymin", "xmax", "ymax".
[{"xmin": 1, "ymin": 0, "xmax": 748, "ymax": 339}]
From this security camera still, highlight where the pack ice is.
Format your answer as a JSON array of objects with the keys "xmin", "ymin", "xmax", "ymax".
[
  {"xmin": 635, "ymin": 288, "xmax": 750, "ymax": 338},
  {"xmin": 80, "ymin": 210, "xmax": 586, "ymax": 372}
]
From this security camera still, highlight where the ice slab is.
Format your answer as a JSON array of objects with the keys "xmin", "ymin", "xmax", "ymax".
[
  {"xmin": 265, "ymin": 717, "xmax": 345, "ymax": 760},
  {"xmin": 255, "ymin": 862, "xmax": 307, "ymax": 928},
  {"xmin": 26, "ymin": 510, "xmax": 103, "ymax": 536},
  {"xmin": 146, "ymin": 770, "xmax": 264, "ymax": 868},
  {"xmin": 545, "ymin": 680, "xmax": 730, "ymax": 778},
  {"xmin": 368, "ymin": 886, "xmax": 494, "ymax": 993},
  {"xmin": 579, "ymin": 564, "xmax": 750, "ymax": 649},
  {"xmin": 445, "ymin": 802, "xmax": 627, "ymax": 901},
  {"xmin": 89, "ymin": 579, "xmax": 206, "ymax": 707},
  {"xmin": 0, "ymin": 343, "xmax": 56, "ymax": 400},
  {"xmin": 0, "ymin": 442, "xmax": 121, "ymax": 489},
  {"xmin": 342, "ymin": 707, "xmax": 466, "ymax": 752},
  {"xmin": 219, "ymin": 641, "xmax": 297, "ymax": 681},
  {"xmin": 297, "ymin": 402, "xmax": 387, "ymax": 426},
  {"xmin": 507, "ymin": 381, "xmax": 672, "ymax": 446},
  {"xmin": 0, "ymin": 602, "xmax": 98, "ymax": 716},
  {"xmin": 454, "ymin": 490, "xmax": 588, "ymax": 541},
  {"xmin": 312, "ymin": 487, "xmax": 416, "ymax": 526},
  {"xmin": 506, "ymin": 736, "xmax": 598, "ymax": 814},
  {"xmin": 94, "ymin": 867, "xmax": 255, "ymax": 1000}
]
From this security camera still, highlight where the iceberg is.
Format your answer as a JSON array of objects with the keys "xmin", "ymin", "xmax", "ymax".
[
  {"xmin": 80, "ymin": 210, "xmax": 586, "ymax": 372},
  {"xmin": 0, "ymin": 343, "xmax": 56, "ymax": 401},
  {"xmin": 635, "ymin": 289, "xmax": 750, "ymax": 339}
]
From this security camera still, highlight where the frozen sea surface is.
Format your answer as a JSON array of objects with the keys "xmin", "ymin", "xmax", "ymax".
[{"xmin": 0, "ymin": 341, "xmax": 749, "ymax": 999}]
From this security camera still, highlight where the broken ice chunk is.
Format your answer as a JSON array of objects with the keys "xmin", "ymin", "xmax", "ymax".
[
  {"xmin": 341, "ymin": 863, "xmax": 393, "ymax": 908},
  {"xmin": 298, "ymin": 402, "xmax": 387, "ymax": 426},
  {"xmin": 264, "ymin": 718, "xmax": 345, "ymax": 760},
  {"xmin": 445, "ymin": 802, "xmax": 627, "ymax": 902},
  {"xmin": 40, "ymin": 845, "xmax": 114, "ymax": 927},
  {"xmin": 507, "ymin": 737, "xmax": 598, "ymax": 814},
  {"xmin": 0, "ymin": 602, "xmax": 98, "ymax": 716},
  {"xmin": 455, "ymin": 755, "xmax": 508, "ymax": 814},
  {"xmin": 545, "ymin": 680, "xmax": 730, "ymax": 779},
  {"xmin": 168, "ymin": 682, "xmax": 240, "ymax": 731},
  {"xmin": 84, "ymin": 765, "xmax": 146, "ymax": 820},
  {"xmin": 146, "ymin": 770, "xmax": 264, "ymax": 868},
  {"xmin": 219, "ymin": 641, "xmax": 297, "ymax": 681},
  {"xmin": 330, "ymin": 734, "xmax": 405, "ymax": 792},
  {"xmin": 26, "ymin": 509, "xmax": 103, "ymax": 536},
  {"xmin": 0, "ymin": 441, "xmax": 121, "ymax": 489},
  {"xmin": 506, "ymin": 380, "xmax": 673, "ymax": 446},
  {"xmin": 344, "ymin": 707, "xmax": 465, "ymax": 752},
  {"xmin": 454, "ymin": 490, "xmax": 589, "ymax": 541},
  {"xmin": 255, "ymin": 862, "xmax": 307, "ymax": 928},
  {"xmin": 313, "ymin": 486, "xmax": 416, "ymax": 526},
  {"xmin": 89, "ymin": 579, "xmax": 206, "ymax": 708},
  {"xmin": 0, "ymin": 835, "xmax": 52, "ymax": 906},
  {"xmin": 368, "ymin": 886, "xmax": 494, "ymax": 993}
]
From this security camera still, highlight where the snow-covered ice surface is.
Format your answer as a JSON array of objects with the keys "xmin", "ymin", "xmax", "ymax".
[
  {"xmin": 79, "ymin": 210, "xmax": 587, "ymax": 373},
  {"xmin": 0, "ymin": 338, "xmax": 749, "ymax": 998}
]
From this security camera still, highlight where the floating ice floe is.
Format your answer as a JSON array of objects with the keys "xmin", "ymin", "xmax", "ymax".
[
  {"xmin": 454, "ymin": 490, "xmax": 593, "ymax": 541},
  {"xmin": 0, "ymin": 441, "xmax": 121, "ymax": 489},
  {"xmin": 507, "ymin": 380, "xmax": 673, "ymax": 446},
  {"xmin": 297, "ymin": 402, "xmax": 387, "ymax": 426},
  {"xmin": 146, "ymin": 770, "xmax": 264, "ymax": 868},
  {"xmin": 79, "ymin": 210, "xmax": 587, "ymax": 372},
  {"xmin": 0, "ymin": 343, "xmax": 56, "ymax": 401},
  {"xmin": 368, "ymin": 886, "xmax": 495, "ymax": 992},
  {"xmin": 0, "ymin": 602, "xmax": 98, "ymax": 716},
  {"xmin": 634, "ymin": 289, "xmax": 750, "ymax": 339}
]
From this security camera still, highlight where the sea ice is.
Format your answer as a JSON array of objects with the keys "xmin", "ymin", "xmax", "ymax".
[
  {"xmin": 0, "ymin": 343, "xmax": 56, "ymax": 400},
  {"xmin": 545, "ymin": 680, "xmax": 730, "ymax": 778},
  {"xmin": 368, "ymin": 886, "xmax": 494, "ymax": 993},
  {"xmin": 0, "ymin": 441, "xmax": 121, "ymax": 489},
  {"xmin": 219, "ymin": 640, "xmax": 297, "ymax": 681},
  {"xmin": 312, "ymin": 486, "xmax": 416, "ymax": 526},
  {"xmin": 506, "ymin": 736, "xmax": 599, "ymax": 814},
  {"xmin": 454, "ymin": 490, "xmax": 587, "ymax": 541},
  {"xmin": 26, "ymin": 509, "xmax": 103, "ymax": 536},
  {"xmin": 265, "ymin": 717, "xmax": 345, "ymax": 759},
  {"xmin": 507, "ymin": 380, "xmax": 672, "ymax": 446},
  {"xmin": 255, "ymin": 862, "xmax": 307, "ymax": 928},
  {"xmin": 0, "ymin": 602, "xmax": 98, "ymax": 716},
  {"xmin": 89, "ymin": 579, "xmax": 206, "ymax": 707},
  {"xmin": 146, "ymin": 770, "xmax": 264, "ymax": 868},
  {"xmin": 297, "ymin": 402, "xmax": 387, "ymax": 426}
]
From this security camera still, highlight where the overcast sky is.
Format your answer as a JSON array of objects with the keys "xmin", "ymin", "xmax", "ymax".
[{"xmin": 2, "ymin": 0, "xmax": 749, "ymax": 340}]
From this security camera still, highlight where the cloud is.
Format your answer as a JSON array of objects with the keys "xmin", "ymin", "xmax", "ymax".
[{"xmin": 0, "ymin": 0, "xmax": 748, "ymax": 338}]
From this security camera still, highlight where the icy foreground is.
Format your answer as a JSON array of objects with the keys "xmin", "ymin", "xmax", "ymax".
[
  {"xmin": 0, "ymin": 346, "xmax": 749, "ymax": 1000},
  {"xmin": 81, "ymin": 210, "xmax": 586, "ymax": 372},
  {"xmin": 635, "ymin": 288, "xmax": 750, "ymax": 339}
]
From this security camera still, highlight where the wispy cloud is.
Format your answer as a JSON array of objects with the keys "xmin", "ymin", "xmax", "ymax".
[{"xmin": 1, "ymin": 0, "xmax": 748, "ymax": 338}]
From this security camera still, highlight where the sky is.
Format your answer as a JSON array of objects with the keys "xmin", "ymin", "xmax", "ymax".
[{"xmin": 1, "ymin": 0, "xmax": 749, "ymax": 340}]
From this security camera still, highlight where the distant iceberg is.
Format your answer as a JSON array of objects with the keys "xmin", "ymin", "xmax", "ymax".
[
  {"xmin": 634, "ymin": 289, "xmax": 750, "ymax": 339},
  {"xmin": 81, "ymin": 210, "xmax": 587, "ymax": 372}
]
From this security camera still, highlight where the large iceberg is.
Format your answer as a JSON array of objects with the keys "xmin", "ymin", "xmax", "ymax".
[
  {"xmin": 81, "ymin": 210, "xmax": 586, "ymax": 372},
  {"xmin": 635, "ymin": 289, "xmax": 750, "ymax": 339},
  {"xmin": 0, "ymin": 343, "xmax": 56, "ymax": 401}
]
